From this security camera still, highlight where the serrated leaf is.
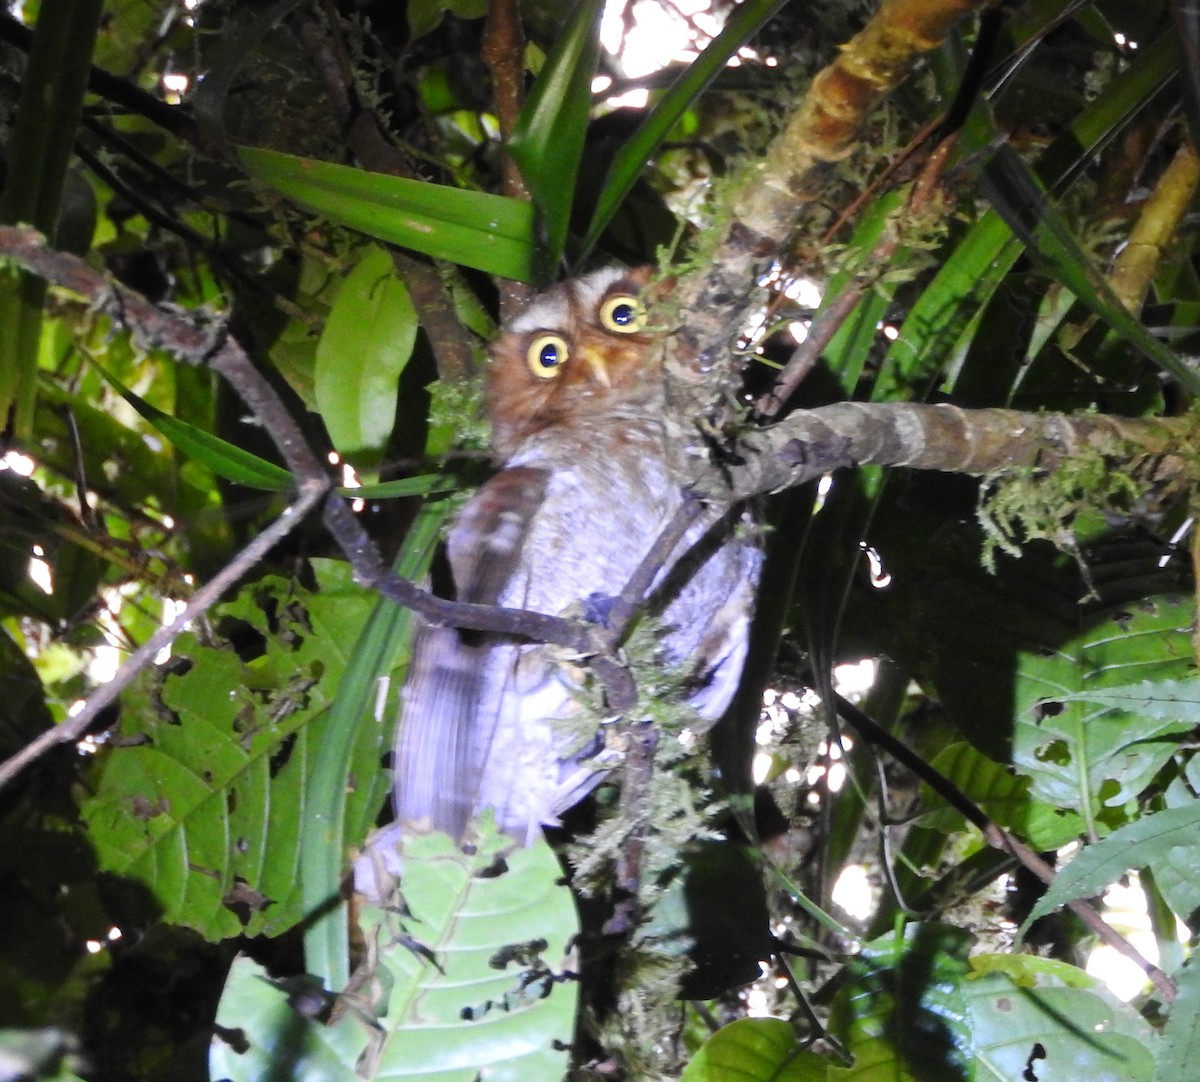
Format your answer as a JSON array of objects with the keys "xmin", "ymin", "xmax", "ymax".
[
  {"xmin": 680, "ymin": 1018, "xmax": 827, "ymax": 1082},
  {"xmin": 79, "ymin": 560, "xmax": 394, "ymax": 940},
  {"xmin": 239, "ymin": 147, "xmax": 536, "ymax": 281},
  {"xmin": 963, "ymin": 962, "xmax": 1156, "ymax": 1081},
  {"xmin": 1020, "ymin": 803, "xmax": 1200, "ymax": 933},
  {"xmin": 315, "ymin": 246, "xmax": 417, "ymax": 460},
  {"xmin": 210, "ymin": 820, "xmax": 578, "ymax": 1082}
]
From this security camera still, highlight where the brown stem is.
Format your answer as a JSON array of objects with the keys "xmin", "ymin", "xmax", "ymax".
[
  {"xmin": 482, "ymin": 0, "xmax": 533, "ymax": 318},
  {"xmin": 833, "ymin": 693, "xmax": 1177, "ymax": 1003},
  {"xmin": 598, "ymin": 493, "xmax": 709, "ymax": 651},
  {"xmin": 757, "ymin": 133, "xmax": 957, "ymax": 418},
  {"xmin": 0, "ymin": 227, "xmax": 631, "ymax": 779}
]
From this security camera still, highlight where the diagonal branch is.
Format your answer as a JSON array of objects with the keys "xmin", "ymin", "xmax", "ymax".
[
  {"xmin": 833, "ymin": 692, "xmax": 1177, "ymax": 1003},
  {"xmin": 0, "ymin": 227, "xmax": 617, "ymax": 779},
  {"xmin": 673, "ymin": 0, "xmax": 994, "ymax": 382},
  {"xmin": 0, "ymin": 479, "xmax": 329, "ymax": 789}
]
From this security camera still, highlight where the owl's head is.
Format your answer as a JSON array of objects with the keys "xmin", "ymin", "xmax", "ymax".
[{"xmin": 487, "ymin": 266, "xmax": 667, "ymax": 458}]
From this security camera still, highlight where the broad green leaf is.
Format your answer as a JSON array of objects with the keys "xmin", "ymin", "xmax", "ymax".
[
  {"xmin": 315, "ymin": 246, "xmax": 417, "ymax": 461},
  {"xmin": 1051, "ymin": 677, "xmax": 1200, "ymax": 722},
  {"xmin": 680, "ymin": 1018, "xmax": 827, "ymax": 1082},
  {"xmin": 964, "ymin": 961, "xmax": 1156, "ymax": 1081},
  {"xmin": 93, "ymin": 364, "xmax": 294, "ymax": 491},
  {"xmin": 79, "ymin": 560, "xmax": 395, "ymax": 941},
  {"xmin": 212, "ymin": 820, "xmax": 578, "ymax": 1082},
  {"xmin": 239, "ymin": 147, "xmax": 536, "ymax": 281},
  {"xmin": 920, "ymin": 742, "xmax": 1084, "ymax": 851},
  {"xmin": 1158, "ymin": 955, "xmax": 1200, "ymax": 1082},
  {"xmin": 301, "ymin": 500, "xmax": 445, "ymax": 992},
  {"xmin": 1020, "ymin": 803, "xmax": 1200, "ymax": 933},
  {"xmin": 579, "ymin": 0, "xmax": 787, "ymax": 261},
  {"xmin": 1012, "ymin": 595, "xmax": 1195, "ymax": 831},
  {"xmin": 507, "ymin": 0, "xmax": 604, "ymax": 274},
  {"xmin": 407, "ymin": 0, "xmax": 487, "ymax": 40}
]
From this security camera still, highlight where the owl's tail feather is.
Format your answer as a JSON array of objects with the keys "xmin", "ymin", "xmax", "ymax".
[{"xmin": 392, "ymin": 623, "xmax": 486, "ymax": 840}]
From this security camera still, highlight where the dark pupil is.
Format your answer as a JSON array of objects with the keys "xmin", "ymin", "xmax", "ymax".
[
  {"xmin": 611, "ymin": 302, "xmax": 635, "ymax": 326},
  {"xmin": 538, "ymin": 342, "xmax": 561, "ymax": 368}
]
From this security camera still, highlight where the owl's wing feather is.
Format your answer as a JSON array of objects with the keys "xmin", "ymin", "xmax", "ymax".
[{"xmin": 393, "ymin": 467, "xmax": 550, "ymax": 838}]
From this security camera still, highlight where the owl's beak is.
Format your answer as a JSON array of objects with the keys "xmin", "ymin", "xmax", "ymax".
[{"xmin": 580, "ymin": 348, "xmax": 611, "ymax": 388}]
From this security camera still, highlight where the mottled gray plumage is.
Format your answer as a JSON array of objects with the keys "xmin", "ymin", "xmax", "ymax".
[{"xmin": 393, "ymin": 267, "xmax": 762, "ymax": 843}]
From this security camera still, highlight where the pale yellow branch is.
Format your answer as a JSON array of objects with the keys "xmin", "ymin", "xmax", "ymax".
[{"xmin": 1110, "ymin": 141, "xmax": 1200, "ymax": 314}]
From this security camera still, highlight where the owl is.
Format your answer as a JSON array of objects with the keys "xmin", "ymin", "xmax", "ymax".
[{"xmin": 392, "ymin": 267, "xmax": 763, "ymax": 844}]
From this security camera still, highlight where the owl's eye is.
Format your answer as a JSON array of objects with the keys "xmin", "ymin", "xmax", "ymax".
[
  {"xmin": 527, "ymin": 333, "xmax": 569, "ymax": 378},
  {"xmin": 598, "ymin": 294, "xmax": 644, "ymax": 333}
]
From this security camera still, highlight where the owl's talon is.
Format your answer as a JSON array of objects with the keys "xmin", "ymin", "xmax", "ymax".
[{"xmin": 582, "ymin": 592, "xmax": 618, "ymax": 628}]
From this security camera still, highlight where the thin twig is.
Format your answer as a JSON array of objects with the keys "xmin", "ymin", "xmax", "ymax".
[
  {"xmin": 0, "ymin": 480, "xmax": 329, "ymax": 790},
  {"xmin": 756, "ymin": 134, "xmax": 956, "ymax": 418},
  {"xmin": 0, "ymin": 227, "xmax": 638, "ymax": 774},
  {"xmin": 832, "ymin": 692, "xmax": 1177, "ymax": 1003}
]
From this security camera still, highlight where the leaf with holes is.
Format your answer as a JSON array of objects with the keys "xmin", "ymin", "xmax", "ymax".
[
  {"xmin": 79, "ymin": 560, "xmax": 396, "ymax": 941},
  {"xmin": 210, "ymin": 820, "xmax": 578, "ymax": 1081},
  {"xmin": 965, "ymin": 955, "xmax": 1156, "ymax": 1081},
  {"xmin": 1011, "ymin": 595, "xmax": 1195, "ymax": 832},
  {"xmin": 1020, "ymin": 803, "xmax": 1200, "ymax": 933}
]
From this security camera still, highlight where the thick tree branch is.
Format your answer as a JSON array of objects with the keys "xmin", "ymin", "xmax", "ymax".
[
  {"xmin": 483, "ymin": 0, "xmax": 534, "ymax": 318},
  {"xmin": 719, "ymin": 402, "xmax": 1190, "ymax": 502},
  {"xmin": 674, "ymin": 0, "xmax": 992, "ymax": 376},
  {"xmin": 2, "ymin": 227, "xmax": 1190, "ymax": 798}
]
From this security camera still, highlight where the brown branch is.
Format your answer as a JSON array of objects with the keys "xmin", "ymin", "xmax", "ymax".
[
  {"xmin": 390, "ymin": 253, "xmax": 481, "ymax": 384},
  {"xmin": 673, "ymin": 0, "xmax": 991, "ymax": 387},
  {"xmin": 720, "ymin": 402, "xmax": 1190, "ymax": 503},
  {"xmin": 597, "ymin": 493, "xmax": 709, "ymax": 651},
  {"xmin": 756, "ymin": 133, "xmax": 957, "ymax": 417},
  {"xmin": 483, "ymin": 0, "xmax": 533, "ymax": 318},
  {"xmin": 295, "ymin": 11, "xmax": 484, "ymax": 385},
  {"xmin": 0, "ymin": 227, "xmax": 623, "ymax": 781},
  {"xmin": 833, "ymin": 693, "xmax": 1177, "ymax": 1003}
]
